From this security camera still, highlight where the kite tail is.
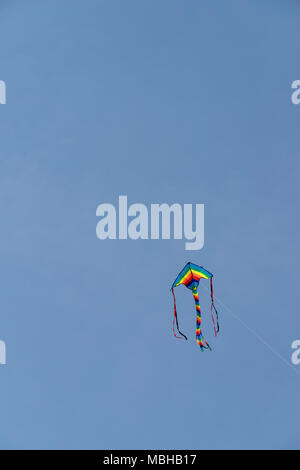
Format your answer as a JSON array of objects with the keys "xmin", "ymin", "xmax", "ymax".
[
  {"xmin": 171, "ymin": 288, "xmax": 187, "ymax": 341},
  {"xmin": 192, "ymin": 288, "xmax": 211, "ymax": 351},
  {"xmin": 210, "ymin": 277, "xmax": 219, "ymax": 336}
]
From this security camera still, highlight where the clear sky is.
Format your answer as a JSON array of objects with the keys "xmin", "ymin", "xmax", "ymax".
[{"xmin": 0, "ymin": 0, "xmax": 300, "ymax": 449}]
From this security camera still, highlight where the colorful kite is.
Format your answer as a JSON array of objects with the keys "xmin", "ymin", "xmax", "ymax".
[{"xmin": 171, "ymin": 262, "xmax": 219, "ymax": 351}]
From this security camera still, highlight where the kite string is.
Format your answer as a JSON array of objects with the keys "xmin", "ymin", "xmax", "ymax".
[{"xmin": 202, "ymin": 284, "xmax": 300, "ymax": 378}]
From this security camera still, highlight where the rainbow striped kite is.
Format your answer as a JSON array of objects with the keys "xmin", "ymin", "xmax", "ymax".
[{"xmin": 171, "ymin": 262, "xmax": 219, "ymax": 351}]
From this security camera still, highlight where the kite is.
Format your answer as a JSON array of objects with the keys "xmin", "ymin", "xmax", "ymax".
[{"xmin": 171, "ymin": 262, "xmax": 219, "ymax": 351}]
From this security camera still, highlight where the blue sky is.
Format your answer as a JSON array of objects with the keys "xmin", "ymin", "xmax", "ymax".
[{"xmin": 0, "ymin": 0, "xmax": 300, "ymax": 449}]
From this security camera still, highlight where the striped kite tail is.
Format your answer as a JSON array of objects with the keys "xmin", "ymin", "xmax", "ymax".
[{"xmin": 192, "ymin": 288, "xmax": 211, "ymax": 351}]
